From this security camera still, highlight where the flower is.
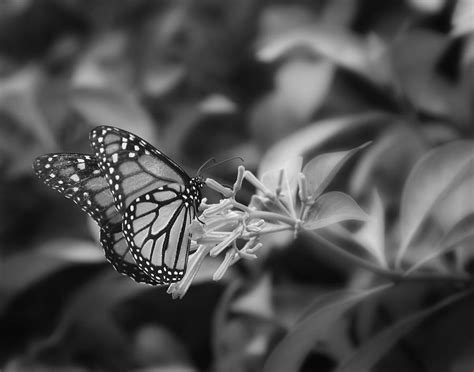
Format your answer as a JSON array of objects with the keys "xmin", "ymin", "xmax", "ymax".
[{"xmin": 168, "ymin": 145, "xmax": 369, "ymax": 298}]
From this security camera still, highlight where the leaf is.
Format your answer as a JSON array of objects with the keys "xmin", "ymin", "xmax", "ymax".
[
  {"xmin": 249, "ymin": 59, "xmax": 335, "ymax": 150},
  {"xmin": 69, "ymin": 87, "xmax": 156, "ymax": 141},
  {"xmin": 39, "ymin": 238, "xmax": 105, "ymax": 263},
  {"xmin": 274, "ymin": 58, "xmax": 335, "ymax": 122},
  {"xmin": 29, "ymin": 271, "xmax": 154, "ymax": 368},
  {"xmin": 406, "ymin": 213, "xmax": 474, "ymax": 274},
  {"xmin": 352, "ymin": 189, "xmax": 387, "ymax": 267},
  {"xmin": 432, "ymin": 171, "xmax": 474, "ymax": 232},
  {"xmin": 408, "ymin": 0, "xmax": 447, "ymax": 13},
  {"xmin": 231, "ymin": 275, "xmax": 273, "ymax": 319},
  {"xmin": 335, "ymin": 290, "xmax": 472, "ymax": 372},
  {"xmin": 258, "ymin": 112, "xmax": 390, "ymax": 178},
  {"xmin": 0, "ymin": 238, "xmax": 105, "ymax": 314},
  {"xmin": 392, "ymin": 30, "xmax": 469, "ymax": 123},
  {"xmin": 263, "ymin": 285, "xmax": 392, "ymax": 372},
  {"xmin": 349, "ymin": 124, "xmax": 425, "ymax": 198},
  {"xmin": 452, "ymin": 0, "xmax": 474, "ymax": 36},
  {"xmin": 256, "ymin": 25, "xmax": 390, "ymax": 85},
  {"xmin": 0, "ymin": 66, "xmax": 58, "ymax": 150},
  {"xmin": 303, "ymin": 192, "xmax": 368, "ymax": 230},
  {"xmin": 198, "ymin": 94, "xmax": 237, "ymax": 114},
  {"xmin": 397, "ymin": 140, "xmax": 474, "ymax": 266},
  {"xmin": 302, "ymin": 142, "xmax": 370, "ymax": 200}
]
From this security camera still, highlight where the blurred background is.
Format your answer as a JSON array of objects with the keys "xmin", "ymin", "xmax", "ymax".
[{"xmin": 0, "ymin": 0, "xmax": 473, "ymax": 371}]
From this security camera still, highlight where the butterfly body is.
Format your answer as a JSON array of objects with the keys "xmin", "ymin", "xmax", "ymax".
[{"xmin": 34, "ymin": 126, "xmax": 204, "ymax": 285}]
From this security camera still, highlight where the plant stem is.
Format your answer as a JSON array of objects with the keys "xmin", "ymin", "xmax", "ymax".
[{"xmin": 305, "ymin": 230, "xmax": 471, "ymax": 284}]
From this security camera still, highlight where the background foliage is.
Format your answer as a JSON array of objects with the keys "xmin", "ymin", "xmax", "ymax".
[{"xmin": 0, "ymin": 0, "xmax": 473, "ymax": 371}]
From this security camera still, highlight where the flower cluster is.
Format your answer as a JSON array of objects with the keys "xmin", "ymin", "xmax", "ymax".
[{"xmin": 168, "ymin": 147, "xmax": 369, "ymax": 298}]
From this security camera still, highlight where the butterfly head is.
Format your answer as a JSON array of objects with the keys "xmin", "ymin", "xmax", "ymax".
[{"xmin": 190, "ymin": 175, "xmax": 204, "ymax": 192}]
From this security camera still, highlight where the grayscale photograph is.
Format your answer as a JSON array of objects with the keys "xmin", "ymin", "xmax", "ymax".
[{"xmin": 0, "ymin": 0, "xmax": 473, "ymax": 371}]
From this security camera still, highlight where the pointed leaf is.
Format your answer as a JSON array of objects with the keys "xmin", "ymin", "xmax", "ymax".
[
  {"xmin": 397, "ymin": 140, "xmax": 474, "ymax": 266},
  {"xmin": 406, "ymin": 213, "xmax": 474, "ymax": 274},
  {"xmin": 352, "ymin": 189, "xmax": 387, "ymax": 267},
  {"xmin": 432, "ymin": 172, "xmax": 474, "ymax": 232},
  {"xmin": 452, "ymin": 0, "xmax": 474, "ymax": 36},
  {"xmin": 0, "ymin": 239, "xmax": 102, "ymax": 314},
  {"xmin": 336, "ymin": 290, "xmax": 471, "ymax": 372},
  {"xmin": 303, "ymin": 142, "xmax": 370, "ymax": 199},
  {"xmin": 231, "ymin": 275, "xmax": 273, "ymax": 319},
  {"xmin": 69, "ymin": 87, "xmax": 155, "ymax": 141},
  {"xmin": 303, "ymin": 192, "xmax": 368, "ymax": 230},
  {"xmin": 256, "ymin": 25, "xmax": 389, "ymax": 85},
  {"xmin": 258, "ymin": 112, "xmax": 389, "ymax": 179},
  {"xmin": 263, "ymin": 285, "xmax": 391, "ymax": 372}
]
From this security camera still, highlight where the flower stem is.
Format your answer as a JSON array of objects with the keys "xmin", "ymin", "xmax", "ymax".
[{"xmin": 305, "ymin": 230, "xmax": 471, "ymax": 284}]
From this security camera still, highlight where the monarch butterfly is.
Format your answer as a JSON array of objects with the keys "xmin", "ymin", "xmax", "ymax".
[{"xmin": 34, "ymin": 126, "xmax": 204, "ymax": 285}]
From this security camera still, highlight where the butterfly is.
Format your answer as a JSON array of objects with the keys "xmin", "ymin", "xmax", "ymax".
[{"xmin": 33, "ymin": 126, "xmax": 204, "ymax": 285}]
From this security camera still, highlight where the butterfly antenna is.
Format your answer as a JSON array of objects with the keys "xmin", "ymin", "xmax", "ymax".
[
  {"xmin": 198, "ymin": 156, "xmax": 244, "ymax": 176},
  {"xmin": 197, "ymin": 158, "xmax": 217, "ymax": 176}
]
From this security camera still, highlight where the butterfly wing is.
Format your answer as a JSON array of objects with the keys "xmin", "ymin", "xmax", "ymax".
[
  {"xmin": 123, "ymin": 187, "xmax": 194, "ymax": 283},
  {"xmin": 33, "ymin": 153, "xmax": 158, "ymax": 285},
  {"xmin": 101, "ymin": 226, "xmax": 160, "ymax": 284},
  {"xmin": 33, "ymin": 153, "xmax": 119, "ymax": 227},
  {"xmin": 89, "ymin": 126, "xmax": 189, "ymax": 212},
  {"xmin": 89, "ymin": 126, "xmax": 200, "ymax": 284}
]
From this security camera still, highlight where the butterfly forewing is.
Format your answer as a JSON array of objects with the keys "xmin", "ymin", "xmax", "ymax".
[
  {"xmin": 89, "ymin": 126, "xmax": 189, "ymax": 212},
  {"xmin": 33, "ymin": 154, "xmax": 120, "ymax": 227},
  {"xmin": 33, "ymin": 153, "xmax": 157, "ymax": 285}
]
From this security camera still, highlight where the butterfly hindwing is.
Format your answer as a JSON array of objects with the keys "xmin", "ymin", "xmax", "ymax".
[
  {"xmin": 101, "ymin": 226, "xmax": 160, "ymax": 285},
  {"xmin": 33, "ymin": 153, "xmax": 157, "ymax": 285},
  {"xmin": 122, "ymin": 186, "xmax": 194, "ymax": 284}
]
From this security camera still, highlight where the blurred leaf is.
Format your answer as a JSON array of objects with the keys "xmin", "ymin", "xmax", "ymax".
[
  {"xmin": 29, "ymin": 271, "xmax": 155, "ymax": 366},
  {"xmin": 198, "ymin": 94, "xmax": 237, "ymax": 115},
  {"xmin": 275, "ymin": 58, "xmax": 335, "ymax": 122},
  {"xmin": 0, "ymin": 240, "xmax": 98, "ymax": 313},
  {"xmin": 408, "ymin": 0, "xmax": 447, "ymax": 13},
  {"xmin": 133, "ymin": 325, "xmax": 195, "ymax": 370},
  {"xmin": 231, "ymin": 275, "xmax": 273, "ymax": 319},
  {"xmin": 303, "ymin": 192, "xmax": 368, "ymax": 230},
  {"xmin": 462, "ymin": 35, "xmax": 474, "ymax": 67},
  {"xmin": 250, "ymin": 58, "xmax": 335, "ymax": 149},
  {"xmin": 303, "ymin": 142, "xmax": 370, "ymax": 200},
  {"xmin": 71, "ymin": 31, "xmax": 132, "ymax": 91},
  {"xmin": 263, "ymin": 285, "xmax": 391, "ymax": 372},
  {"xmin": 406, "ymin": 214, "xmax": 474, "ymax": 274},
  {"xmin": 141, "ymin": 65, "xmax": 185, "ymax": 97},
  {"xmin": 257, "ymin": 25, "xmax": 390, "ymax": 85},
  {"xmin": 393, "ymin": 30, "xmax": 469, "ymax": 123},
  {"xmin": 352, "ymin": 189, "xmax": 387, "ymax": 267},
  {"xmin": 69, "ymin": 87, "xmax": 156, "ymax": 141},
  {"xmin": 258, "ymin": 4, "xmax": 319, "ymax": 42},
  {"xmin": 39, "ymin": 238, "xmax": 104, "ymax": 263},
  {"xmin": 397, "ymin": 140, "xmax": 474, "ymax": 266},
  {"xmin": 336, "ymin": 290, "xmax": 472, "ymax": 372},
  {"xmin": 433, "ymin": 172, "xmax": 474, "ymax": 232},
  {"xmin": 350, "ymin": 125, "xmax": 425, "ymax": 199},
  {"xmin": 0, "ymin": 66, "xmax": 57, "ymax": 150},
  {"xmin": 259, "ymin": 112, "xmax": 389, "ymax": 178},
  {"xmin": 441, "ymin": 214, "xmax": 474, "ymax": 251},
  {"xmin": 452, "ymin": 0, "xmax": 474, "ymax": 36}
]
